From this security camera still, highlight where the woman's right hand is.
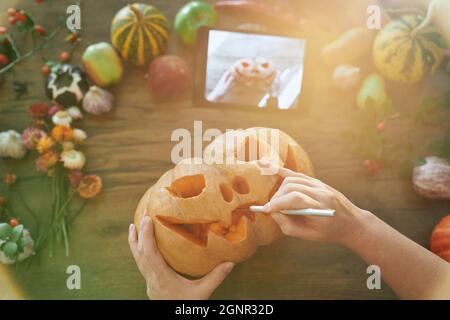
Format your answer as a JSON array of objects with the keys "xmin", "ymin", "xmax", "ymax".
[{"xmin": 260, "ymin": 162, "xmax": 371, "ymax": 247}]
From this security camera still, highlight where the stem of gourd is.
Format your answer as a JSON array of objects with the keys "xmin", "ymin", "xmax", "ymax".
[{"xmin": 128, "ymin": 4, "xmax": 143, "ymax": 21}]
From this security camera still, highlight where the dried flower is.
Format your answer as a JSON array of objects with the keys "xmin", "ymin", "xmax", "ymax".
[
  {"xmin": 61, "ymin": 141, "xmax": 75, "ymax": 151},
  {"xmin": 3, "ymin": 173, "xmax": 16, "ymax": 186},
  {"xmin": 77, "ymin": 175, "xmax": 102, "ymax": 199},
  {"xmin": 73, "ymin": 128, "xmax": 87, "ymax": 143},
  {"xmin": 48, "ymin": 104, "xmax": 62, "ymax": 117},
  {"xmin": 36, "ymin": 151, "xmax": 59, "ymax": 173},
  {"xmin": 22, "ymin": 127, "xmax": 47, "ymax": 150},
  {"xmin": 68, "ymin": 170, "xmax": 83, "ymax": 189},
  {"xmin": 27, "ymin": 103, "xmax": 49, "ymax": 118},
  {"xmin": 0, "ymin": 130, "xmax": 27, "ymax": 159},
  {"xmin": 0, "ymin": 196, "xmax": 6, "ymax": 207},
  {"xmin": 51, "ymin": 126, "xmax": 73, "ymax": 142},
  {"xmin": 61, "ymin": 150, "xmax": 86, "ymax": 170},
  {"xmin": 67, "ymin": 106, "xmax": 83, "ymax": 120},
  {"xmin": 36, "ymin": 136, "xmax": 54, "ymax": 154},
  {"xmin": 52, "ymin": 111, "xmax": 72, "ymax": 127}
]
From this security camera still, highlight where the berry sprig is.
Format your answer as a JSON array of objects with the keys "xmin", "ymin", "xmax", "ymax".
[{"xmin": 0, "ymin": 4, "xmax": 82, "ymax": 77}]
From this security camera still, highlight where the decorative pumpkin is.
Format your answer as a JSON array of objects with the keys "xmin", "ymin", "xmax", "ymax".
[
  {"xmin": 111, "ymin": 3, "xmax": 170, "ymax": 66},
  {"xmin": 147, "ymin": 55, "xmax": 191, "ymax": 99},
  {"xmin": 45, "ymin": 64, "xmax": 89, "ymax": 107},
  {"xmin": 135, "ymin": 128, "xmax": 313, "ymax": 276},
  {"xmin": 430, "ymin": 215, "xmax": 450, "ymax": 262},
  {"xmin": 373, "ymin": 14, "xmax": 447, "ymax": 84}
]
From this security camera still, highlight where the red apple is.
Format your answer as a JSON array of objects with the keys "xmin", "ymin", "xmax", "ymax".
[{"xmin": 147, "ymin": 55, "xmax": 191, "ymax": 99}]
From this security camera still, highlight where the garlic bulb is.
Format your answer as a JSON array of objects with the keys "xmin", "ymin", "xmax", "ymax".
[
  {"xmin": 332, "ymin": 65, "xmax": 361, "ymax": 91},
  {"xmin": 82, "ymin": 86, "xmax": 114, "ymax": 115},
  {"xmin": 0, "ymin": 130, "xmax": 27, "ymax": 159},
  {"xmin": 413, "ymin": 156, "xmax": 450, "ymax": 199}
]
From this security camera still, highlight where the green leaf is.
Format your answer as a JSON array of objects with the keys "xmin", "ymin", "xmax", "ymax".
[
  {"xmin": 0, "ymin": 223, "xmax": 12, "ymax": 240},
  {"xmin": 3, "ymin": 242, "xmax": 18, "ymax": 259},
  {"xmin": 10, "ymin": 225, "xmax": 24, "ymax": 242},
  {"xmin": 414, "ymin": 157, "xmax": 427, "ymax": 167}
]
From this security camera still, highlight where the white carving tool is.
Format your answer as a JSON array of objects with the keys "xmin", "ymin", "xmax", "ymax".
[{"xmin": 249, "ymin": 205, "xmax": 335, "ymax": 217}]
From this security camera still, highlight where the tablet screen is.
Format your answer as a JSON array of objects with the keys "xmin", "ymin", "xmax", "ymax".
[{"xmin": 204, "ymin": 29, "xmax": 306, "ymax": 110}]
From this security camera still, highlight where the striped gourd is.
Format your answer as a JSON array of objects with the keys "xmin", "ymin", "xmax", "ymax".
[
  {"xmin": 373, "ymin": 14, "xmax": 446, "ymax": 84},
  {"xmin": 111, "ymin": 3, "xmax": 170, "ymax": 66}
]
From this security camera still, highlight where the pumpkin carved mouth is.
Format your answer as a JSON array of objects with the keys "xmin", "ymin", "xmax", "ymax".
[{"xmin": 156, "ymin": 204, "xmax": 259, "ymax": 247}]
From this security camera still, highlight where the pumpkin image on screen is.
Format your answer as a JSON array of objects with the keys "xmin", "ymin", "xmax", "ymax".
[
  {"xmin": 111, "ymin": 3, "xmax": 170, "ymax": 66},
  {"xmin": 373, "ymin": 14, "xmax": 446, "ymax": 84},
  {"xmin": 431, "ymin": 215, "xmax": 450, "ymax": 263},
  {"xmin": 135, "ymin": 128, "xmax": 313, "ymax": 276}
]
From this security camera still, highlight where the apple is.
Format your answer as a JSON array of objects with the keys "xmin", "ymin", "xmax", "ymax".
[
  {"xmin": 175, "ymin": 1, "xmax": 218, "ymax": 46},
  {"xmin": 82, "ymin": 42, "xmax": 123, "ymax": 87},
  {"xmin": 147, "ymin": 55, "xmax": 191, "ymax": 99}
]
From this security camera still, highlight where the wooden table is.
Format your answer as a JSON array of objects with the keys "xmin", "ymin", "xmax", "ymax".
[{"xmin": 0, "ymin": 0, "xmax": 448, "ymax": 300}]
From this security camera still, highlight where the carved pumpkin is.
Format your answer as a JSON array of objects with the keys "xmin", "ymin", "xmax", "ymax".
[
  {"xmin": 431, "ymin": 215, "xmax": 450, "ymax": 263},
  {"xmin": 134, "ymin": 128, "xmax": 313, "ymax": 276}
]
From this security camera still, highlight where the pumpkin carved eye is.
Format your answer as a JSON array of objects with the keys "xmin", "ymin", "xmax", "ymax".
[
  {"xmin": 219, "ymin": 183, "xmax": 234, "ymax": 203},
  {"xmin": 261, "ymin": 62, "xmax": 269, "ymax": 69},
  {"xmin": 166, "ymin": 174, "xmax": 205, "ymax": 198}
]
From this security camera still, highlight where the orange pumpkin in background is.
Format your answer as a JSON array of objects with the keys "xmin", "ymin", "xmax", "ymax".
[
  {"xmin": 134, "ymin": 128, "xmax": 313, "ymax": 276},
  {"xmin": 431, "ymin": 215, "xmax": 450, "ymax": 263}
]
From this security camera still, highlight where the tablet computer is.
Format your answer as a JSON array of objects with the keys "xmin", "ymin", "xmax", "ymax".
[{"xmin": 194, "ymin": 26, "xmax": 307, "ymax": 111}]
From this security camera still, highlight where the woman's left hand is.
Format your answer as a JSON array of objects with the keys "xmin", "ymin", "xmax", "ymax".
[{"xmin": 128, "ymin": 213, "xmax": 235, "ymax": 300}]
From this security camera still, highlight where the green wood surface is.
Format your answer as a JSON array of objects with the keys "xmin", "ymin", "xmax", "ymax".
[{"xmin": 0, "ymin": 0, "xmax": 448, "ymax": 299}]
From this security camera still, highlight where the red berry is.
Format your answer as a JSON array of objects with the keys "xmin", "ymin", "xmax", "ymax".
[
  {"xmin": 7, "ymin": 8, "xmax": 17, "ymax": 17},
  {"xmin": 377, "ymin": 122, "xmax": 385, "ymax": 132},
  {"xmin": 15, "ymin": 11, "xmax": 27, "ymax": 22},
  {"xmin": 0, "ymin": 54, "xmax": 9, "ymax": 65},
  {"xmin": 0, "ymin": 26, "xmax": 7, "ymax": 34},
  {"xmin": 371, "ymin": 160, "xmax": 381, "ymax": 172},
  {"xmin": 8, "ymin": 17, "xmax": 17, "ymax": 26},
  {"xmin": 34, "ymin": 24, "xmax": 45, "ymax": 35},
  {"xmin": 34, "ymin": 0, "xmax": 45, "ymax": 3},
  {"xmin": 8, "ymin": 218, "xmax": 20, "ymax": 228},
  {"xmin": 41, "ymin": 65, "xmax": 50, "ymax": 76},
  {"xmin": 59, "ymin": 51, "xmax": 70, "ymax": 62}
]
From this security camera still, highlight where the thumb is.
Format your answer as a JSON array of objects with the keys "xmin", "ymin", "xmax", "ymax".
[{"xmin": 197, "ymin": 262, "xmax": 235, "ymax": 294}]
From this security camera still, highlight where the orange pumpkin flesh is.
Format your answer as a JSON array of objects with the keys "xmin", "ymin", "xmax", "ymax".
[
  {"xmin": 431, "ymin": 215, "xmax": 450, "ymax": 262},
  {"xmin": 135, "ymin": 128, "xmax": 314, "ymax": 276}
]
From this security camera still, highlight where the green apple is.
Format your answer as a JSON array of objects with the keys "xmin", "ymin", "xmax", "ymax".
[
  {"xmin": 175, "ymin": 1, "xmax": 218, "ymax": 46},
  {"xmin": 82, "ymin": 42, "xmax": 123, "ymax": 87}
]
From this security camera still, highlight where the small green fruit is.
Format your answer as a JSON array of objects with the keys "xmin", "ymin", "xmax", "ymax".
[
  {"xmin": 82, "ymin": 42, "xmax": 123, "ymax": 87},
  {"xmin": 357, "ymin": 73, "xmax": 387, "ymax": 109},
  {"xmin": 175, "ymin": 1, "xmax": 217, "ymax": 46}
]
